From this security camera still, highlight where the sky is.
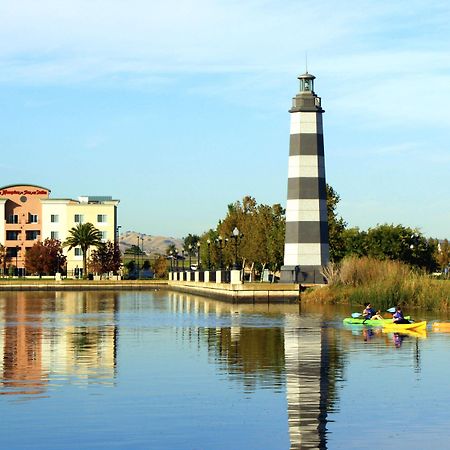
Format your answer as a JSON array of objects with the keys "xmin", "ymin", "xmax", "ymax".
[{"xmin": 0, "ymin": 0, "xmax": 449, "ymax": 239}]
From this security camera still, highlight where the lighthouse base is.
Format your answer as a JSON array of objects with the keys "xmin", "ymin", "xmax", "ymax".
[{"xmin": 280, "ymin": 265, "xmax": 326, "ymax": 285}]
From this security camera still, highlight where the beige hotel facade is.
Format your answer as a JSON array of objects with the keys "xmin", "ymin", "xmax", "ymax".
[{"xmin": 0, "ymin": 184, "xmax": 119, "ymax": 276}]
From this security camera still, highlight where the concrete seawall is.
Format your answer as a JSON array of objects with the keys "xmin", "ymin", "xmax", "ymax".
[
  {"xmin": 168, "ymin": 280, "xmax": 301, "ymax": 303},
  {"xmin": 0, "ymin": 279, "xmax": 301, "ymax": 303}
]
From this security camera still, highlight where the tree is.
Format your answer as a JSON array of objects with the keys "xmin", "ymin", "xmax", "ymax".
[
  {"xmin": 343, "ymin": 224, "xmax": 436, "ymax": 270},
  {"xmin": 435, "ymin": 239, "xmax": 450, "ymax": 270},
  {"xmin": 88, "ymin": 241, "xmax": 122, "ymax": 276},
  {"xmin": 0, "ymin": 244, "xmax": 6, "ymax": 276},
  {"xmin": 165, "ymin": 243, "xmax": 177, "ymax": 255},
  {"xmin": 64, "ymin": 223, "xmax": 103, "ymax": 278},
  {"xmin": 326, "ymin": 184, "xmax": 347, "ymax": 262},
  {"xmin": 25, "ymin": 239, "xmax": 66, "ymax": 277},
  {"xmin": 124, "ymin": 260, "xmax": 136, "ymax": 278},
  {"xmin": 182, "ymin": 234, "xmax": 200, "ymax": 255},
  {"xmin": 152, "ymin": 255, "xmax": 168, "ymax": 279},
  {"xmin": 124, "ymin": 244, "xmax": 146, "ymax": 255},
  {"xmin": 341, "ymin": 227, "xmax": 368, "ymax": 257},
  {"xmin": 200, "ymin": 196, "xmax": 285, "ymax": 274}
]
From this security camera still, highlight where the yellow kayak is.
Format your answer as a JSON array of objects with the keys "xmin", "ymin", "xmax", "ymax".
[{"xmin": 383, "ymin": 320, "xmax": 427, "ymax": 332}]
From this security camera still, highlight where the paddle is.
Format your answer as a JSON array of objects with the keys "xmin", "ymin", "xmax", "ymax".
[
  {"xmin": 386, "ymin": 307, "xmax": 414, "ymax": 323},
  {"xmin": 351, "ymin": 312, "xmax": 369, "ymax": 324}
]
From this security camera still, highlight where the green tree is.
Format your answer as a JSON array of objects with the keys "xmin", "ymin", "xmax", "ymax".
[
  {"xmin": 64, "ymin": 223, "xmax": 103, "ymax": 278},
  {"xmin": 124, "ymin": 244, "xmax": 145, "ymax": 255},
  {"xmin": 124, "ymin": 260, "xmax": 136, "ymax": 277},
  {"xmin": 182, "ymin": 234, "xmax": 200, "ymax": 256},
  {"xmin": 203, "ymin": 196, "xmax": 285, "ymax": 274},
  {"xmin": 434, "ymin": 239, "xmax": 450, "ymax": 270},
  {"xmin": 365, "ymin": 224, "xmax": 436, "ymax": 270},
  {"xmin": 88, "ymin": 241, "xmax": 122, "ymax": 276},
  {"xmin": 165, "ymin": 243, "xmax": 177, "ymax": 255},
  {"xmin": 327, "ymin": 184, "xmax": 347, "ymax": 262},
  {"xmin": 342, "ymin": 227, "xmax": 368, "ymax": 258}
]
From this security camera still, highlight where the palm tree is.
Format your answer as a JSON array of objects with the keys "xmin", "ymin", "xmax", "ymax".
[{"xmin": 64, "ymin": 223, "xmax": 103, "ymax": 278}]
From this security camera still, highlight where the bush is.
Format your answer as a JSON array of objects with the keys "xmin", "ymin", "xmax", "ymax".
[{"xmin": 309, "ymin": 256, "xmax": 450, "ymax": 311}]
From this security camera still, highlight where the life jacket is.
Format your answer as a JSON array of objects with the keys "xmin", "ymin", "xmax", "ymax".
[{"xmin": 364, "ymin": 307, "xmax": 375, "ymax": 319}]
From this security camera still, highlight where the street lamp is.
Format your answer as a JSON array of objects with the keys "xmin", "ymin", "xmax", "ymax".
[
  {"xmin": 169, "ymin": 250, "xmax": 173, "ymax": 271},
  {"xmin": 215, "ymin": 235, "xmax": 228, "ymax": 270},
  {"xmin": 231, "ymin": 226, "xmax": 244, "ymax": 269},
  {"xmin": 136, "ymin": 236, "xmax": 140, "ymax": 278},
  {"xmin": 15, "ymin": 245, "xmax": 19, "ymax": 277},
  {"xmin": 196, "ymin": 241, "xmax": 201, "ymax": 269},
  {"xmin": 207, "ymin": 239, "xmax": 211, "ymax": 270},
  {"xmin": 188, "ymin": 244, "xmax": 192, "ymax": 270},
  {"xmin": 116, "ymin": 225, "xmax": 122, "ymax": 245}
]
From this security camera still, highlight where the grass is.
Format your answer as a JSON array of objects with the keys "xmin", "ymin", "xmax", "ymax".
[{"xmin": 302, "ymin": 256, "xmax": 450, "ymax": 312}]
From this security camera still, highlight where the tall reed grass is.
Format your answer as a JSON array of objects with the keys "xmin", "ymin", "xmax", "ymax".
[{"xmin": 305, "ymin": 256, "xmax": 450, "ymax": 311}]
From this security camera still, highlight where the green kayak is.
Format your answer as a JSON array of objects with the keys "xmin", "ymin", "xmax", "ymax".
[{"xmin": 343, "ymin": 316, "xmax": 410, "ymax": 326}]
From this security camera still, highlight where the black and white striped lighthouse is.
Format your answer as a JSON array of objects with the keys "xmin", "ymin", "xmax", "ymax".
[{"xmin": 280, "ymin": 72, "xmax": 329, "ymax": 284}]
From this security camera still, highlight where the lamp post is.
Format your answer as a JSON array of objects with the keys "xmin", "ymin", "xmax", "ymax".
[
  {"xmin": 136, "ymin": 236, "xmax": 140, "ymax": 278},
  {"xmin": 196, "ymin": 241, "xmax": 201, "ymax": 269},
  {"xmin": 15, "ymin": 246, "xmax": 19, "ymax": 277},
  {"xmin": 188, "ymin": 244, "xmax": 192, "ymax": 270},
  {"xmin": 215, "ymin": 235, "xmax": 228, "ymax": 270},
  {"xmin": 169, "ymin": 250, "xmax": 173, "ymax": 271},
  {"xmin": 174, "ymin": 249, "xmax": 179, "ymax": 272},
  {"xmin": 207, "ymin": 239, "xmax": 211, "ymax": 270},
  {"xmin": 116, "ymin": 225, "xmax": 122, "ymax": 246},
  {"xmin": 231, "ymin": 226, "xmax": 244, "ymax": 269}
]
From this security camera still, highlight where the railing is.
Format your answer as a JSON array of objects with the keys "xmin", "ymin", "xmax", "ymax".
[{"xmin": 169, "ymin": 268, "xmax": 242, "ymax": 284}]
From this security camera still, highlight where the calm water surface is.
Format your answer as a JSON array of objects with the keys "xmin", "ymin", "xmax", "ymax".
[{"xmin": 0, "ymin": 290, "xmax": 449, "ymax": 449}]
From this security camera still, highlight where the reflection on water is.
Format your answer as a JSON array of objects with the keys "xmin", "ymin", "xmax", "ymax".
[
  {"xmin": 0, "ymin": 291, "xmax": 118, "ymax": 397},
  {"xmin": 0, "ymin": 291, "xmax": 447, "ymax": 450}
]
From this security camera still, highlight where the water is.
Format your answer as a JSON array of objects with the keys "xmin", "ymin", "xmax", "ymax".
[{"xmin": 0, "ymin": 290, "xmax": 449, "ymax": 449}]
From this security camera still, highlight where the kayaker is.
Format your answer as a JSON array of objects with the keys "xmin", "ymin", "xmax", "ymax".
[
  {"xmin": 392, "ymin": 306, "xmax": 410, "ymax": 324},
  {"xmin": 362, "ymin": 303, "xmax": 376, "ymax": 319}
]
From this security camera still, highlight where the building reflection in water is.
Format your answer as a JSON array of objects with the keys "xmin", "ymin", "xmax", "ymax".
[
  {"xmin": 167, "ymin": 292, "xmax": 343, "ymax": 449},
  {"xmin": 0, "ymin": 291, "xmax": 118, "ymax": 397}
]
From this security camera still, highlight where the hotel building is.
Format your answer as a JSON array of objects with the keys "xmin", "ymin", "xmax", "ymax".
[{"xmin": 0, "ymin": 184, "xmax": 119, "ymax": 276}]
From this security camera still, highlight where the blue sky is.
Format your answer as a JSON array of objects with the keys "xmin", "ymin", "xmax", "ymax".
[{"xmin": 1, "ymin": 0, "xmax": 449, "ymax": 239}]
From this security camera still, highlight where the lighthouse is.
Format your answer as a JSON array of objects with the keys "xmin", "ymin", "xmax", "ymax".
[{"xmin": 280, "ymin": 72, "xmax": 329, "ymax": 284}]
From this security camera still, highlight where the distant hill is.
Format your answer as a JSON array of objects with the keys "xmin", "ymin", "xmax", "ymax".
[{"xmin": 119, "ymin": 231, "xmax": 182, "ymax": 257}]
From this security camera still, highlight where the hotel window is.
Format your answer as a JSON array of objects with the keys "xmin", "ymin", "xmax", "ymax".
[
  {"xmin": 7, "ymin": 215, "xmax": 19, "ymax": 224},
  {"xmin": 29, "ymin": 213, "xmax": 38, "ymax": 223},
  {"xmin": 100, "ymin": 231, "xmax": 107, "ymax": 241},
  {"xmin": 26, "ymin": 230, "xmax": 39, "ymax": 240},
  {"xmin": 7, "ymin": 247, "xmax": 19, "ymax": 257},
  {"xmin": 6, "ymin": 231, "xmax": 20, "ymax": 240},
  {"xmin": 74, "ymin": 247, "xmax": 82, "ymax": 256},
  {"xmin": 97, "ymin": 214, "xmax": 107, "ymax": 223},
  {"xmin": 51, "ymin": 231, "xmax": 60, "ymax": 240},
  {"xmin": 51, "ymin": 214, "xmax": 59, "ymax": 223},
  {"xmin": 74, "ymin": 214, "xmax": 84, "ymax": 223}
]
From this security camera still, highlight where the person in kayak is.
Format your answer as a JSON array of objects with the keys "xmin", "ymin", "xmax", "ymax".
[
  {"xmin": 362, "ymin": 303, "xmax": 376, "ymax": 319},
  {"xmin": 392, "ymin": 306, "xmax": 410, "ymax": 324}
]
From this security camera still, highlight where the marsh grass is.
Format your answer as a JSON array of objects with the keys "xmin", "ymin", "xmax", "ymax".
[{"xmin": 310, "ymin": 256, "xmax": 450, "ymax": 311}]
